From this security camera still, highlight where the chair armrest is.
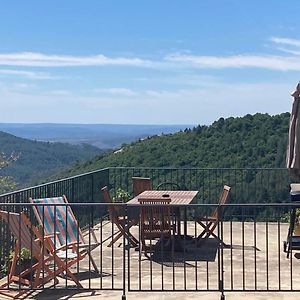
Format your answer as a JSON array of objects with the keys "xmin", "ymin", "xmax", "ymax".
[
  {"xmin": 53, "ymin": 241, "xmax": 80, "ymax": 252},
  {"xmin": 82, "ymin": 227, "xmax": 99, "ymax": 244},
  {"xmin": 44, "ymin": 232, "xmax": 61, "ymax": 237}
]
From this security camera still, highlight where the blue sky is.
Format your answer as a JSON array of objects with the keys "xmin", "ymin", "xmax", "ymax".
[{"xmin": 0, "ymin": 1, "xmax": 299, "ymax": 124}]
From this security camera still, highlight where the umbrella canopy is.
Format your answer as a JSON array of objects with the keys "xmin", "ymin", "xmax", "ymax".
[{"xmin": 287, "ymin": 82, "xmax": 300, "ymax": 179}]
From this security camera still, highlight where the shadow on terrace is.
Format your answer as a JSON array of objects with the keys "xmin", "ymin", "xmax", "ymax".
[{"xmin": 0, "ymin": 167, "xmax": 300, "ymax": 299}]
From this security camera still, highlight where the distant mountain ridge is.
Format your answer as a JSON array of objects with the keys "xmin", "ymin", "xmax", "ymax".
[
  {"xmin": 55, "ymin": 112, "xmax": 290, "ymax": 179},
  {"xmin": 0, "ymin": 130, "xmax": 102, "ymax": 188},
  {"xmin": 0, "ymin": 123, "xmax": 192, "ymax": 149}
]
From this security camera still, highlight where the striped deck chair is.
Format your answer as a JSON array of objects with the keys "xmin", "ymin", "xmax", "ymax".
[
  {"xmin": 0, "ymin": 210, "xmax": 82, "ymax": 299},
  {"xmin": 29, "ymin": 195, "xmax": 100, "ymax": 273}
]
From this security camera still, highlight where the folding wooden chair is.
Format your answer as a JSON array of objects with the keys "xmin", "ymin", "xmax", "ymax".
[
  {"xmin": 0, "ymin": 210, "xmax": 82, "ymax": 299},
  {"xmin": 29, "ymin": 196, "xmax": 100, "ymax": 273},
  {"xmin": 132, "ymin": 177, "xmax": 152, "ymax": 197},
  {"xmin": 156, "ymin": 181, "xmax": 181, "ymax": 190},
  {"xmin": 101, "ymin": 186, "xmax": 139, "ymax": 247},
  {"xmin": 138, "ymin": 198, "xmax": 175, "ymax": 254},
  {"xmin": 196, "ymin": 185, "xmax": 231, "ymax": 246}
]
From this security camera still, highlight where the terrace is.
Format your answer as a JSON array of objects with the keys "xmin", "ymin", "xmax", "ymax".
[{"xmin": 0, "ymin": 167, "xmax": 300, "ymax": 300}]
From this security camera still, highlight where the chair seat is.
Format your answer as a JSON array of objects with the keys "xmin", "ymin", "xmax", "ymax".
[{"xmin": 56, "ymin": 250, "xmax": 78, "ymax": 260}]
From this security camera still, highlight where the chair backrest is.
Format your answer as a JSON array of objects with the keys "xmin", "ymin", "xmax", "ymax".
[
  {"xmin": 101, "ymin": 186, "xmax": 124, "ymax": 224},
  {"xmin": 29, "ymin": 196, "xmax": 82, "ymax": 247},
  {"xmin": 211, "ymin": 185, "xmax": 231, "ymax": 220},
  {"xmin": 156, "ymin": 181, "xmax": 181, "ymax": 190},
  {"xmin": 138, "ymin": 198, "xmax": 172, "ymax": 235},
  {"xmin": 0, "ymin": 210, "xmax": 40, "ymax": 256},
  {"xmin": 132, "ymin": 177, "xmax": 152, "ymax": 197}
]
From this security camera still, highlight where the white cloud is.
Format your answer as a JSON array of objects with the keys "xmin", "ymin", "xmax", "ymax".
[
  {"xmin": 14, "ymin": 83, "xmax": 33, "ymax": 89},
  {"xmin": 269, "ymin": 37, "xmax": 300, "ymax": 56},
  {"xmin": 0, "ymin": 69, "xmax": 58, "ymax": 80},
  {"xmin": 270, "ymin": 37, "xmax": 300, "ymax": 47},
  {"xmin": 0, "ymin": 52, "xmax": 152, "ymax": 67},
  {"xmin": 164, "ymin": 36, "xmax": 300, "ymax": 71},
  {"xmin": 94, "ymin": 88, "xmax": 137, "ymax": 97},
  {"xmin": 48, "ymin": 90, "xmax": 72, "ymax": 96},
  {"xmin": 0, "ymin": 81, "xmax": 293, "ymax": 124},
  {"xmin": 1, "ymin": 37, "xmax": 300, "ymax": 72},
  {"xmin": 165, "ymin": 53, "xmax": 300, "ymax": 71}
]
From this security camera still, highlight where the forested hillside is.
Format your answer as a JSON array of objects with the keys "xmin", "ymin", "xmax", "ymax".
[
  {"xmin": 0, "ymin": 131, "xmax": 102, "ymax": 188},
  {"xmin": 0, "ymin": 123, "xmax": 190, "ymax": 149},
  {"xmin": 58, "ymin": 113, "xmax": 290, "ymax": 178}
]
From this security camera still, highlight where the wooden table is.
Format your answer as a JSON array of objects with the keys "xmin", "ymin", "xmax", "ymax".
[
  {"xmin": 127, "ymin": 190, "xmax": 198, "ymax": 205},
  {"xmin": 127, "ymin": 190, "xmax": 198, "ymax": 251}
]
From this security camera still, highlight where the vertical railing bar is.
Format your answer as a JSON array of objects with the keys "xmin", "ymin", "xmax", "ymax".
[
  {"xmin": 122, "ymin": 204, "xmax": 127, "ymax": 300},
  {"xmin": 161, "ymin": 207, "xmax": 164, "ymax": 291},
  {"xmin": 172, "ymin": 206, "xmax": 175, "ymax": 291},
  {"xmin": 65, "ymin": 202, "xmax": 68, "ymax": 289},
  {"xmin": 100, "ymin": 213, "xmax": 103, "ymax": 289},
  {"xmin": 88, "ymin": 205, "xmax": 92, "ymax": 289},
  {"xmin": 266, "ymin": 220, "xmax": 269, "ymax": 290},
  {"xmin": 242, "ymin": 207, "xmax": 245, "ymax": 290},
  {"xmin": 183, "ymin": 206, "xmax": 187, "ymax": 291},
  {"xmin": 42, "ymin": 204, "xmax": 45, "ymax": 288},
  {"xmin": 277, "ymin": 208, "xmax": 281, "ymax": 291},
  {"xmin": 111, "ymin": 205, "xmax": 114, "ymax": 290},
  {"xmin": 230, "ymin": 218, "xmax": 233, "ymax": 290},
  {"xmin": 150, "ymin": 206, "xmax": 154, "ymax": 291},
  {"xmin": 290, "ymin": 207, "xmax": 293, "ymax": 290},
  {"xmin": 54, "ymin": 204, "xmax": 57, "ymax": 288},
  {"xmin": 254, "ymin": 214, "xmax": 257, "ymax": 291},
  {"xmin": 138, "ymin": 209, "xmax": 142, "ymax": 291},
  {"xmin": 194, "ymin": 214, "xmax": 198, "ymax": 291}
]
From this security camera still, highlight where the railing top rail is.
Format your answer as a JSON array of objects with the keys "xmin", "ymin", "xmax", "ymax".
[
  {"xmin": 0, "ymin": 167, "xmax": 109, "ymax": 198},
  {"xmin": 110, "ymin": 166, "xmax": 288, "ymax": 171},
  {"xmin": 0, "ymin": 202, "xmax": 299, "ymax": 207},
  {"xmin": 0, "ymin": 166, "xmax": 289, "ymax": 198}
]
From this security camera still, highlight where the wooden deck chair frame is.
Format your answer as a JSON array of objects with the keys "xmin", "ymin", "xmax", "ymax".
[
  {"xmin": 196, "ymin": 185, "xmax": 231, "ymax": 246},
  {"xmin": 138, "ymin": 198, "xmax": 174, "ymax": 254},
  {"xmin": 0, "ymin": 210, "xmax": 82, "ymax": 299},
  {"xmin": 101, "ymin": 186, "xmax": 139, "ymax": 247},
  {"xmin": 29, "ymin": 195, "xmax": 100, "ymax": 273},
  {"xmin": 132, "ymin": 177, "xmax": 152, "ymax": 197}
]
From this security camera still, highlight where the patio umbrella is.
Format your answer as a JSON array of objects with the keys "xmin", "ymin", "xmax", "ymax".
[{"xmin": 287, "ymin": 81, "xmax": 300, "ymax": 180}]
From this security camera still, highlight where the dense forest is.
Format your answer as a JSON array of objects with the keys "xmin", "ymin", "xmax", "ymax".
[
  {"xmin": 58, "ymin": 112, "xmax": 290, "ymax": 178},
  {"xmin": 0, "ymin": 113, "xmax": 293, "ymax": 220},
  {"xmin": 0, "ymin": 131, "xmax": 102, "ymax": 189}
]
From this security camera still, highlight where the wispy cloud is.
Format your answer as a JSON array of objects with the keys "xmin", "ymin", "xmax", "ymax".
[
  {"xmin": 165, "ymin": 53, "xmax": 300, "ymax": 71},
  {"xmin": 48, "ymin": 90, "xmax": 72, "ymax": 96},
  {"xmin": 270, "ymin": 37, "xmax": 300, "ymax": 56},
  {"xmin": 270, "ymin": 37, "xmax": 300, "ymax": 47},
  {"xmin": 0, "ymin": 52, "xmax": 152, "ymax": 67},
  {"xmin": 93, "ymin": 88, "xmax": 137, "ymax": 97},
  {"xmin": 165, "ymin": 37, "xmax": 300, "ymax": 71},
  {"xmin": 1, "ymin": 37, "xmax": 300, "ymax": 73},
  {"xmin": 0, "ymin": 82, "xmax": 291, "ymax": 124},
  {"xmin": 0, "ymin": 69, "xmax": 58, "ymax": 79}
]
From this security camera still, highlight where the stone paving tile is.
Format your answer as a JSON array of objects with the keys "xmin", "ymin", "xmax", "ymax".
[{"xmin": 7, "ymin": 221, "xmax": 300, "ymax": 299}]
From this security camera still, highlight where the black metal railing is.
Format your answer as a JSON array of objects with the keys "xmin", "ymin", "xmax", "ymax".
[
  {"xmin": 0, "ymin": 167, "xmax": 298, "ymax": 299},
  {"xmin": 109, "ymin": 167, "xmax": 291, "ymax": 204},
  {"xmin": 0, "ymin": 201, "xmax": 300, "ymax": 299}
]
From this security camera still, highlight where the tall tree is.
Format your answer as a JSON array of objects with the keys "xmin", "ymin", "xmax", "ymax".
[{"xmin": 0, "ymin": 153, "xmax": 17, "ymax": 194}]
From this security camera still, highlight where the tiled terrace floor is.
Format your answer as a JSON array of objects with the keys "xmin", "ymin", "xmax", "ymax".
[{"xmin": 3, "ymin": 221, "xmax": 300, "ymax": 299}]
